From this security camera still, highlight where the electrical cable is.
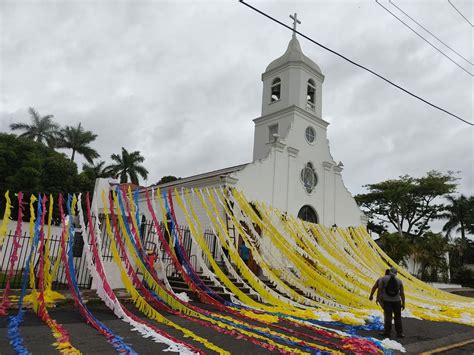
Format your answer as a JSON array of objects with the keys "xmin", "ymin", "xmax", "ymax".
[
  {"xmin": 376, "ymin": 0, "xmax": 473, "ymax": 76},
  {"xmin": 238, "ymin": 0, "xmax": 473, "ymax": 126},
  {"xmin": 389, "ymin": 0, "xmax": 473, "ymax": 66},
  {"xmin": 448, "ymin": 0, "xmax": 474, "ymax": 27}
]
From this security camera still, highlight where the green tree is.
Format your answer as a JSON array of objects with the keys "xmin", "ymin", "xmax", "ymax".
[
  {"xmin": 377, "ymin": 232, "xmax": 412, "ymax": 265},
  {"xmin": 439, "ymin": 195, "xmax": 474, "ymax": 240},
  {"xmin": 9, "ymin": 107, "xmax": 59, "ymax": 147},
  {"xmin": 355, "ymin": 171, "xmax": 457, "ymax": 241},
  {"xmin": 82, "ymin": 161, "xmax": 109, "ymax": 180},
  {"xmin": 412, "ymin": 232, "xmax": 449, "ymax": 282},
  {"xmin": 448, "ymin": 238, "xmax": 474, "ymax": 287},
  {"xmin": 156, "ymin": 175, "xmax": 179, "ymax": 185},
  {"xmin": 104, "ymin": 147, "xmax": 148, "ymax": 184},
  {"xmin": 0, "ymin": 133, "xmax": 83, "ymax": 222},
  {"xmin": 57, "ymin": 123, "xmax": 100, "ymax": 163}
]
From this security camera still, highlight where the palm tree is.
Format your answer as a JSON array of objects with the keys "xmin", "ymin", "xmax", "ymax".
[
  {"xmin": 10, "ymin": 107, "xmax": 59, "ymax": 147},
  {"xmin": 57, "ymin": 123, "xmax": 100, "ymax": 163},
  {"xmin": 104, "ymin": 147, "xmax": 148, "ymax": 184},
  {"xmin": 82, "ymin": 160, "xmax": 110, "ymax": 180},
  {"xmin": 440, "ymin": 195, "xmax": 473, "ymax": 240}
]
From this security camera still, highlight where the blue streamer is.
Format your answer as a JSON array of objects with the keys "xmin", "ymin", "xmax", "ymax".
[
  {"xmin": 133, "ymin": 188, "xmax": 143, "ymax": 243},
  {"xmin": 274, "ymin": 313, "xmax": 386, "ymax": 353},
  {"xmin": 7, "ymin": 195, "xmax": 45, "ymax": 354},
  {"xmin": 280, "ymin": 312, "xmax": 383, "ymax": 333},
  {"xmin": 65, "ymin": 194, "xmax": 137, "ymax": 355},
  {"xmin": 205, "ymin": 313, "xmax": 330, "ymax": 354},
  {"xmin": 116, "ymin": 188, "xmax": 147, "ymax": 264},
  {"xmin": 162, "ymin": 190, "xmax": 232, "ymax": 305}
]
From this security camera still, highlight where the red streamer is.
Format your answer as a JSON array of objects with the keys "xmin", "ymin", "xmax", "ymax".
[
  {"xmin": 35, "ymin": 195, "xmax": 77, "ymax": 351},
  {"xmin": 84, "ymin": 192, "xmax": 204, "ymax": 354}
]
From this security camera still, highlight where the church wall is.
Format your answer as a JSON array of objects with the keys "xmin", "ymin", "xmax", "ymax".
[
  {"xmin": 279, "ymin": 111, "xmax": 329, "ymax": 223},
  {"xmin": 252, "ymin": 109, "xmax": 293, "ymax": 161},
  {"xmin": 233, "ymin": 155, "xmax": 276, "ymax": 207},
  {"xmin": 236, "ymin": 109, "xmax": 364, "ymax": 228},
  {"xmin": 333, "ymin": 173, "xmax": 365, "ymax": 227}
]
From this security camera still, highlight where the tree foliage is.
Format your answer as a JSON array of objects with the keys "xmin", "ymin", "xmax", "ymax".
[
  {"xmin": 438, "ymin": 194, "xmax": 474, "ymax": 240},
  {"xmin": 104, "ymin": 147, "xmax": 148, "ymax": 185},
  {"xmin": 355, "ymin": 171, "xmax": 457, "ymax": 240},
  {"xmin": 412, "ymin": 232, "xmax": 449, "ymax": 282},
  {"xmin": 56, "ymin": 122, "xmax": 100, "ymax": 163},
  {"xmin": 82, "ymin": 161, "xmax": 110, "ymax": 180},
  {"xmin": 377, "ymin": 232, "xmax": 412, "ymax": 265},
  {"xmin": 0, "ymin": 133, "xmax": 95, "ymax": 221},
  {"xmin": 156, "ymin": 175, "xmax": 180, "ymax": 185},
  {"xmin": 448, "ymin": 235, "xmax": 474, "ymax": 287},
  {"xmin": 9, "ymin": 107, "xmax": 59, "ymax": 147}
]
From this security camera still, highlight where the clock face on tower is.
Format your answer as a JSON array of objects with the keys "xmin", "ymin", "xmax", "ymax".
[{"xmin": 301, "ymin": 162, "xmax": 317, "ymax": 193}]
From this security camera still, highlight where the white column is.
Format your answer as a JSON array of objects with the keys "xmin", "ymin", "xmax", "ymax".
[
  {"xmin": 333, "ymin": 165, "xmax": 343, "ymax": 226},
  {"xmin": 286, "ymin": 147, "xmax": 299, "ymax": 211},
  {"xmin": 322, "ymin": 161, "xmax": 333, "ymax": 225},
  {"xmin": 271, "ymin": 139, "xmax": 287, "ymax": 207}
]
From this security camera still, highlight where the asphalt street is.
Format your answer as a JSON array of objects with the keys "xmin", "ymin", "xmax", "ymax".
[{"xmin": 1, "ymin": 301, "xmax": 473, "ymax": 354}]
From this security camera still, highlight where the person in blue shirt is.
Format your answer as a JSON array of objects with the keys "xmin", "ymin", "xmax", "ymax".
[{"xmin": 239, "ymin": 243, "xmax": 250, "ymax": 266}]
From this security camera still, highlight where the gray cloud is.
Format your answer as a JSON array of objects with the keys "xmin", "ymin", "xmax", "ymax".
[{"xmin": 0, "ymin": 0, "xmax": 472, "ymax": 210}]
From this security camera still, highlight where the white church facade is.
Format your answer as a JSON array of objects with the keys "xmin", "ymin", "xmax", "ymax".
[{"xmin": 93, "ymin": 32, "xmax": 365, "ymax": 231}]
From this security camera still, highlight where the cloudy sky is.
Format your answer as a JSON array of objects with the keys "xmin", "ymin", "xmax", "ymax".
[{"xmin": 0, "ymin": 0, "xmax": 472, "ymax": 199}]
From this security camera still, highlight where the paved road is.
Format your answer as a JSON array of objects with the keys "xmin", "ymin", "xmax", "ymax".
[
  {"xmin": 1, "ymin": 301, "xmax": 473, "ymax": 354},
  {"xmin": 440, "ymin": 342, "xmax": 474, "ymax": 354}
]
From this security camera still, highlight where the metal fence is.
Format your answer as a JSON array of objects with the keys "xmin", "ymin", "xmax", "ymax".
[
  {"xmin": 0, "ymin": 230, "xmax": 92, "ymax": 290},
  {"xmin": 0, "ymin": 218, "xmax": 220, "ymax": 289}
]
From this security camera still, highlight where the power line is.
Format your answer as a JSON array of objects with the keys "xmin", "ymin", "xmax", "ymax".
[
  {"xmin": 376, "ymin": 0, "xmax": 473, "ymax": 76},
  {"xmin": 389, "ymin": 0, "xmax": 473, "ymax": 66},
  {"xmin": 448, "ymin": 0, "xmax": 474, "ymax": 27},
  {"xmin": 238, "ymin": 0, "xmax": 473, "ymax": 127}
]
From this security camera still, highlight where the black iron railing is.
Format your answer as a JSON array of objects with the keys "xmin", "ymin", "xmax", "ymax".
[{"xmin": 0, "ymin": 219, "xmax": 220, "ymax": 290}]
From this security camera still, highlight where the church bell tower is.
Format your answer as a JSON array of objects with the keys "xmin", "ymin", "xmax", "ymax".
[{"xmin": 252, "ymin": 14, "xmax": 325, "ymax": 162}]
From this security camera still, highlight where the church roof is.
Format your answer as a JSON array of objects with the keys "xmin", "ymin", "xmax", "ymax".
[
  {"xmin": 150, "ymin": 163, "xmax": 249, "ymax": 190},
  {"xmin": 265, "ymin": 36, "xmax": 322, "ymax": 74}
]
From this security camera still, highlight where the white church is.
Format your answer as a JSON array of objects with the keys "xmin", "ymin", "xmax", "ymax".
[{"xmin": 94, "ymin": 29, "xmax": 365, "ymax": 231}]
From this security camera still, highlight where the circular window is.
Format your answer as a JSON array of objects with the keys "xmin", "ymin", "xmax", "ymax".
[
  {"xmin": 305, "ymin": 126, "xmax": 315, "ymax": 144},
  {"xmin": 300, "ymin": 162, "xmax": 318, "ymax": 193}
]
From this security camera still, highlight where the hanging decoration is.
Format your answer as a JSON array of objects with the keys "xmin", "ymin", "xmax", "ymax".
[
  {"xmin": 1, "ymin": 185, "xmax": 472, "ymax": 355},
  {"xmin": 7, "ymin": 194, "xmax": 41, "ymax": 354},
  {"xmin": 0, "ymin": 192, "xmax": 24, "ymax": 316},
  {"xmin": 0, "ymin": 191, "xmax": 12, "ymax": 247}
]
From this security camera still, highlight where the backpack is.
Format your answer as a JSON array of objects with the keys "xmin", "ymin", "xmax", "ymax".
[{"xmin": 385, "ymin": 275, "xmax": 399, "ymax": 297}]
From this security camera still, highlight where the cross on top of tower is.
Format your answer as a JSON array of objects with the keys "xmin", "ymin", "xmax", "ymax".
[{"xmin": 289, "ymin": 13, "xmax": 301, "ymax": 38}]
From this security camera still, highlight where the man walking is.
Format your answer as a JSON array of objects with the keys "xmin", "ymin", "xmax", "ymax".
[{"xmin": 377, "ymin": 267, "xmax": 405, "ymax": 338}]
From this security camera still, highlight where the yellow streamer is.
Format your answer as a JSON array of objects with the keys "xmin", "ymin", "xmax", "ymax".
[{"xmin": 0, "ymin": 191, "xmax": 12, "ymax": 247}]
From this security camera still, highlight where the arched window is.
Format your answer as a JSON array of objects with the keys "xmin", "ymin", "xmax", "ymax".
[
  {"xmin": 271, "ymin": 78, "xmax": 281, "ymax": 102},
  {"xmin": 297, "ymin": 205, "xmax": 318, "ymax": 224},
  {"xmin": 300, "ymin": 162, "xmax": 318, "ymax": 193},
  {"xmin": 306, "ymin": 79, "xmax": 316, "ymax": 110}
]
